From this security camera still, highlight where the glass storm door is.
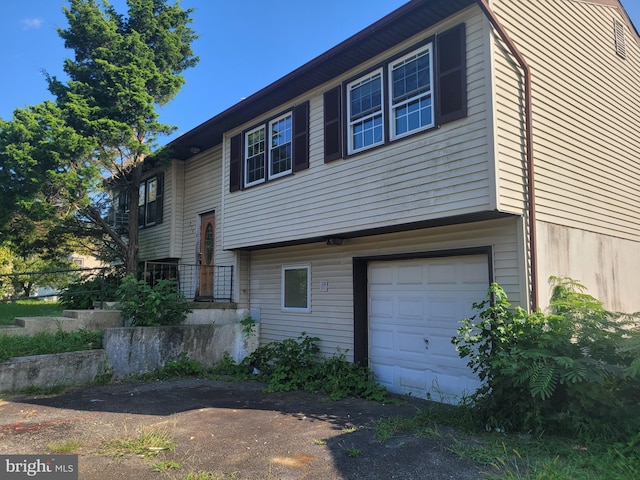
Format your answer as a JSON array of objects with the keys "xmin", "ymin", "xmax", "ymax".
[{"xmin": 198, "ymin": 213, "xmax": 215, "ymax": 298}]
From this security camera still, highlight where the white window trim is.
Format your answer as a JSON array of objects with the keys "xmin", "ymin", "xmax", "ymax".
[
  {"xmin": 346, "ymin": 68, "xmax": 384, "ymax": 155},
  {"xmin": 388, "ymin": 43, "xmax": 434, "ymax": 140},
  {"xmin": 268, "ymin": 112, "xmax": 293, "ymax": 180},
  {"xmin": 244, "ymin": 124, "xmax": 266, "ymax": 188},
  {"xmin": 281, "ymin": 264, "xmax": 311, "ymax": 313}
]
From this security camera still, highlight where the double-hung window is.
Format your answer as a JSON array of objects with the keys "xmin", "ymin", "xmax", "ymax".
[
  {"xmin": 347, "ymin": 69, "xmax": 384, "ymax": 153},
  {"xmin": 245, "ymin": 126, "xmax": 266, "ymax": 187},
  {"xmin": 389, "ymin": 44, "xmax": 433, "ymax": 139},
  {"xmin": 244, "ymin": 113, "xmax": 293, "ymax": 187},
  {"xmin": 268, "ymin": 113, "xmax": 293, "ymax": 179},
  {"xmin": 230, "ymin": 102, "xmax": 308, "ymax": 192},
  {"xmin": 324, "ymin": 23, "xmax": 466, "ymax": 161},
  {"xmin": 138, "ymin": 175, "xmax": 162, "ymax": 227}
]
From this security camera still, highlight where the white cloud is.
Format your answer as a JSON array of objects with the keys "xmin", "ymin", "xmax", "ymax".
[{"xmin": 20, "ymin": 18, "xmax": 44, "ymax": 30}]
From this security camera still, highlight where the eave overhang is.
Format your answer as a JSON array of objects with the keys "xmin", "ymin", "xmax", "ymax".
[{"xmin": 168, "ymin": 0, "xmax": 475, "ymax": 161}]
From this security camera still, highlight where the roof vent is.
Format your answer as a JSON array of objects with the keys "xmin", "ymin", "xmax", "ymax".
[{"xmin": 614, "ymin": 19, "xmax": 626, "ymax": 59}]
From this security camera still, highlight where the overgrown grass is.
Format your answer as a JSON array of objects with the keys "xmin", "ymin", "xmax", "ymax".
[
  {"xmin": 0, "ymin": 329, "xmax": 103, "ymax": 362},
  {"xmin": 373, "ymin": 401, "xmax": 640, "ymax": 480},
  {"xmin": 0, "ymin": 300, "xmax": 63, "ymax": 326}
]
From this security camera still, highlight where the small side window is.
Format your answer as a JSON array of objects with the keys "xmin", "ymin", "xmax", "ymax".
[{"xmin": 282, "ymin": 265, "xmax": 311, "ymax": 312}]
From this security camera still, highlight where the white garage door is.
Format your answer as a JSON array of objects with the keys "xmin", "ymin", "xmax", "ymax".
[{"xmin": 369, "ymin": 254, "xmax": 489, "ymax": 403}]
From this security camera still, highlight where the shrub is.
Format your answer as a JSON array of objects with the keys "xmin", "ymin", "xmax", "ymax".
[
  {"xmin": 59, "ymin": 271, "xmax": 122, "ymax": 310},
  {"xmin": 116, "ymin": 274, "xmax": 191, "ymax": 326},
  {"xmin": 225, "ymin": 333, "xmax": 387, "ymax": 401},
  {"xmin": 452, "ymin": 277, "xmax": 640, "ymax": 440}
]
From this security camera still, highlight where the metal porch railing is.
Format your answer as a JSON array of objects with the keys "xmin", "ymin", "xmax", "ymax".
[{"xmin": 143, "ymin": 261, "xmax": 234, "ymax": 302}]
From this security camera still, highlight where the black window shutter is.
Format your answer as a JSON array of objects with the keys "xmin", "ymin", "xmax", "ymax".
[
  {"xmin": 229, "ymin": 134, "xmax": 242, "ymax": 192},
  {"xmin": 155, "ymin": 172, "xmax": 164, "ymax": 225},
  {"xmin": 436, "ymin": 23, "xmax": 467, "ymax": 125},
  {"xmin": 293, "ymin": 101, "xmax": 309, "ymax": 172},
  {"xmin": 323, "ymin": 85, "xmax": 343, "ymax": 162}
]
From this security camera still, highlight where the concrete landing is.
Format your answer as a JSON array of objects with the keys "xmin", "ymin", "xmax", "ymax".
[{"xmin": 1, "ymin": 309, "xmax": 123, "ymax": 336}]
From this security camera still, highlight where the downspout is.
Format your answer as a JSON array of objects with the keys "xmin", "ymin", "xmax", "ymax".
[{"xmin": 476, "ymin": 0, "xmax": 539, "ymax": 310}]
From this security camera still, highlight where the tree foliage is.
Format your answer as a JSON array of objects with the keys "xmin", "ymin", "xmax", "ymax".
[
  {"xmin": 452, "ymin": 277, "xmax": 640, "ymax": 440},
  {"xmin": 0, "ymin": 0, "xmax": 198, "ymax": 273}
]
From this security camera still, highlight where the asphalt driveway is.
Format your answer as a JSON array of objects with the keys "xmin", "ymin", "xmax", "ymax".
[{"xmin": 0, "ymin": 379, "xmax": 485, "ymax": 479}]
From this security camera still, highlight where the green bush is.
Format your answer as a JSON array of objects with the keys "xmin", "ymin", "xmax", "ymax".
[
  {"xmin": 452, "ymin": 277, "xmax": 640, "ymax": 440},
  {"xmin": 116, "ymin": 274, "xmax": 191, "ymax": 326},
  {"xmin": 59, "ymin": 271, "xmax": 122, "ymax": 310},
  {"xmin": 236, "ymin": 333, "xmax": 387, "ymax": 401}
]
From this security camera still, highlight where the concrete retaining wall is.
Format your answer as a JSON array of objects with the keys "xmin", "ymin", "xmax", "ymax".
[
  {"xmin": 104, "ymin": 323, "xmax": 259, "ymax": 380},
  {"xmin": 0, "ymin": 317, "xmax": 260, "ymax": 392},
  {"xmin": 0, "ymin": 350, "xmax": 109, "ymax": 392}
]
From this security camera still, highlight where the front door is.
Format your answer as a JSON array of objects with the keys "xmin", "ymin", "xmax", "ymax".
[{"xmin": 198, "ymin": 212, "xmax": 215, "ymax": 298}]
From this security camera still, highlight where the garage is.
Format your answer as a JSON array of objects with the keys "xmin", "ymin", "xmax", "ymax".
[{"xmin": 368, "ymin": 254, "xmax": 489, "ymax": 403}]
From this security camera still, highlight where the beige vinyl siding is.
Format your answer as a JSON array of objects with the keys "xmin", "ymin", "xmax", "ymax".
[
  {"xmin": 223, "ymin": 8, "xmax": 494, "ymax": 250},
  {"xmin": 492, "ymin": 0, "xmax": 640, "ymax": 241},
  {"xmin": 139, "ymin": 166, "xmax": 173, "ymax": 261},
  {"xmin": 250, "ymin": 217, "xmax": 523, "ymax": 358},
  {"xmin": 180, "ymin": 145, "xmax": 234, "ymax": 268},
  {"xmin": 492, "ymin": 32, "xmax": 528, "ymax": 214}
]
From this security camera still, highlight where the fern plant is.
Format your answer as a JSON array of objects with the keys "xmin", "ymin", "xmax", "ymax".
[{"xmin": 452, "ymin": 278, "xmax": 640, "ymax": 440}]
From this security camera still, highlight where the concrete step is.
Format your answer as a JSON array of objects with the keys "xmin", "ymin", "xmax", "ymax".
[
  {"xmin": 0, "ymin": 325, "xmax": 25, "ymax": 337},
  {"xmin": 62, "ymin": 309, "xmax": 122, "ymax": 324},
  {"xmin": 14, "ymin": 317, "xmax": 83, "ymax": 334},
  {"xmin": 10, "ymin": 310, "xmax": 123, "ymax": 336}
]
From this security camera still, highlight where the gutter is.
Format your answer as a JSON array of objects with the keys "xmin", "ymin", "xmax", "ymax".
[{"xmin": 475, "ymin": 0, "xmax": 539, "ymax": 310}]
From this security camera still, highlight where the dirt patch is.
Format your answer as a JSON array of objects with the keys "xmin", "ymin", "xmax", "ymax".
[{"xmin": 0, "ymin": 379, "xmax": 485, "ymax": 479}]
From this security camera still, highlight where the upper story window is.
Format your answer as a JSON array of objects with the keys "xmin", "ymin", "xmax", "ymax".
[
  {"xmin": 324, "ymin": 23, "xmax": 466, "ymax": 161},
  {"xmin": 138, "ymin": 175, "xmax": 163, "ymax": 227},
  {"xmin": 245, "ymin": 126, "xmax": 266, "ymax": 187},
  {"xmin": 390, "ymin": 45, "xmax": 433, "ymax": 139},
  {"xmin": 269, "ymin": 113, "xmax": 293, "ymax": 179},
  {"xmin": 346, "ymin": 44, "xmax": 433, "ymax": 155},
  {"xmin": 112, "ymin": 173, "xmax": 164, "ymax": 229},
  {"xmin": 347, "ymin": 70, "xmax": 384, "ymax": 153},
  {"xmin": 229, "ymin": 102, "xmax": 309, "ymax": 192}
]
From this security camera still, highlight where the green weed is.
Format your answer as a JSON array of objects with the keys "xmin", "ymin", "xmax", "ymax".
[
  {"xmin": 0, "ymin": 329, "xmax": 103, "ymax": 362},
  {"xmin": 101, "ymin": 429, "xmax": 175, "ymax": 457},
  {"xmin": 452, "ymin": 277, "xmax": 640, "ymax": 440},
  {"xmin": 347, "ymin": 447, "xmax": 362, "ymax": 458},
  {"xmin": 47, "ymin": 439, "xmax": 82, "ymax": 454},
  {"xmin": 234, "ymin": 333, "xmax": 388, "ymax": 401},
  {"xmin": 152, "ymin": 460, "xmax": 182, "ymax": 472}
]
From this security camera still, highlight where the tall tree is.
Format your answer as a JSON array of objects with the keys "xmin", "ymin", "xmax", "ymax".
[{"xmin": 44, "ymin": 0, "xmax": 199, "ymax": 273}]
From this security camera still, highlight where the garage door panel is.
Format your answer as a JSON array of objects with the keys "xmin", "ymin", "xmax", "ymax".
[
  {"xmin": 369, "ymin": 254, "xmax": 488, "ymax": 403},
  {"xmin": 427, "ymin": 263, "xmax": 458, "ymax": 284},
  {"xmin": 370, "ymin": 296, "xmax": 393, "ymax": 317},
  {"xmin": 397, "ymin": 296, "xmax": 425, "ymax": 322},
  {"xmin": 369, "ymin": 265, "xmax": 394, "ymax": 284},
  {"xmin": 396, "ymin": 264, "xmax": 424, "ymax": 284},
  {"xmin": 396, "ymin": 329, "xmax": 429, "ymax": 358},
  {"xmin": 370, "ymin": 326, "xmax": 394, "ymax": 352}
]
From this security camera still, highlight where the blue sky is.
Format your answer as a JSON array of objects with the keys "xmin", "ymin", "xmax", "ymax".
[{"xmin": 1, "ymin": 0, "xmax": 639, "ymax": 144}]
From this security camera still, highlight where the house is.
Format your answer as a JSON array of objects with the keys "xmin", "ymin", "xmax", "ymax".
[{"xmin": 135, "ymin": 0, "xmax": 640, "ymax": 401}]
